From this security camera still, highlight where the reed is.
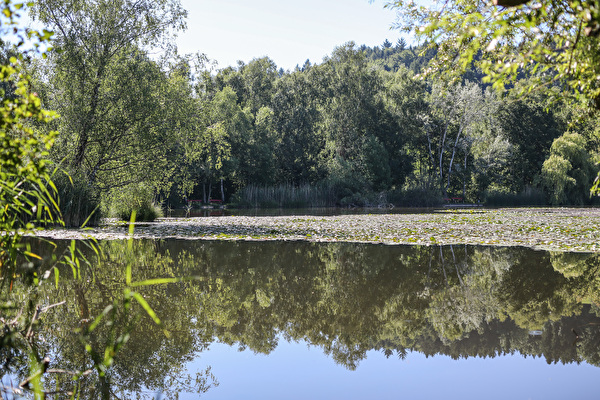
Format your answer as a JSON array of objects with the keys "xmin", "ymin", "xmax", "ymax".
[
  {"xmin": 484, "ymin": 186, "xmax": 546, "ymax": 207},
  {"xmin": 235, "ymin": 183, "xmax": 337, "ymax": 208},
  {"xmin": 53, "ymin": 170, "xmax": 102, "ymax": 227}
]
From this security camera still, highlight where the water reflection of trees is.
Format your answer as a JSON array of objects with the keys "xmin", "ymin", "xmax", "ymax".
[{"xmin": 3, "ymin": 239, "xmax": 600, "ymax": 397}]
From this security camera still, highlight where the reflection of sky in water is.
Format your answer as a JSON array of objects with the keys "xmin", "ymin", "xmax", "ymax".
[{"xmin": 182, "ymin": 339, "xmax": 600, "ymax": 400}]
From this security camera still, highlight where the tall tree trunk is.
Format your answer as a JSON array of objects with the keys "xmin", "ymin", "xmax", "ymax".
[
  {"xmin": 463, "ymin": 151, "xmax": 468, "ymax": 200},
  {"xmin": 438, "ymin": 121, "xmax": 451, "ymax": 196},
  {"xmin": 446, "ymin": 125, "xmax": 464, "ymax": 195},
  {"xmin": 439, "ymin": 126, "xmax": 447, "ymax": 185},
  {"xmin": 446, "ymin": 107, "xmax": 469, "ymax": 195},
  {"xmin": 221, "ymin": 178, "xmax": 225, "ymax": 202}
]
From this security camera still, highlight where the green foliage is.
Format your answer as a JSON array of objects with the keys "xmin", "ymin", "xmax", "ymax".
[
  {"xmin": 199, "ymin": 47, "xmax": 598, "ymax": 207},
  {"xmin": 13, "ymin": 0, "xmax": 600, "ymax": 210},
  {"xmin": 498, "ymin": 91, "xmax": 565, "ymax": 191},
  {"xmin": 43, "ymin": 46, "xmax": 180, "ymax": 190},
  {"xmin": 387, "ymin": 0, "xmax": 600, "ymax": 196},
  {"xmin": 52, "ymin": 168, "xmax": 101, "ymax": 227},
  {"xmin": 543, "ymin": 155, "xmax": 576, "ymax": 205},
  {"xmin": 470, "ymin": 133, "xmax": 512, "ymax": 199},
  {"xmin": 387, "ymin": 0, "xmax": 600, "ymax": 109},
  {"xmin": 271, "ymin": 68, "xmax": 324, "ymax": 184},
  {"xmin": 1, "ymin": 2, "xmax": 173, "ymax": 391},
  {"xmin": 483, "ymin": 185, "xmax": 546, "ymax": 206},
  {"xmin": 239, "ymin": 57, "xmax": 278, "ymax": 114},
  {"xmin": 1, "ymin": 0, "xmax": 59, "ymax": 270},
  {"xmin": 388, "ymin": 182, "xmax": 444, "ymax": 207},
  {"xmin": 31, "ymin": 0, "xmax": 189, "ymax": 220},
  {"xmin": 106, "ymin": 183, "xmax": 163, "ymax": 222},
  {"xmin": 542, "ymin": 133, "xmax": 596, "ymax": 205}
]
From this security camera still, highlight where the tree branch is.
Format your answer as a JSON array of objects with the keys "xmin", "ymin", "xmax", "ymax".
[{"xmin": 492, "ymin": 0, "xmax": 530, "ymax": 6}]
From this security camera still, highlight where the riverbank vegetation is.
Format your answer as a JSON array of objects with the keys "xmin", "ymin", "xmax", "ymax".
[
  {"xmin": 3, "ymin": 0, "xmax": 595, "ymax": 224},
  {"xmin": 0, "ymin": 4, "xmax": 178, "ymax": 397}
]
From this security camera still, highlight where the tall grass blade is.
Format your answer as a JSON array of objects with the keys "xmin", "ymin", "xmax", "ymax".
[
  {"xmin": 130, "ymin": 291, "xmax": 170, "ymax": 338},
  {"xmin": 87, "ymin": 304, "xmax": 114, "ymax": 333},
  {"xmin": 80, "ymin": 204, "xmax": 100, "ymax": 229}
]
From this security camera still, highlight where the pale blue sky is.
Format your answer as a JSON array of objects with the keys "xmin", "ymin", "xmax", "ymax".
[{"xmin": 176, "ymin": 0, "xmax": 402, "ymax": 70}]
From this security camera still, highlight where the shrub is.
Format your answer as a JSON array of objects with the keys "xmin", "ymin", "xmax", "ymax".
[
  {"xmin": 388, "ymin": 187, "xmax": 444, "ymax": 207},
  {"xmin": 339, "ymin": 192, "xmax": 373, "ymax": 207},
  {"xmin": 106, "ymin": 183, "xmax": 163, "ymax": 222},
  {"xmin": 388, "ymin": 177, "xmax": 444, "ymax": 207}
]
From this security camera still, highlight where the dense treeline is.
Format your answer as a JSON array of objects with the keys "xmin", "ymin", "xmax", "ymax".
[{"xmin": 18, "ymin": 1, "xmax": 600, "ymax": 223}]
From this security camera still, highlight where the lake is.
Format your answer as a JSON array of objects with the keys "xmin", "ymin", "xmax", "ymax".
[{"xmin": 2, "ymin": 236, "xmax": 600, "ymax": 399}]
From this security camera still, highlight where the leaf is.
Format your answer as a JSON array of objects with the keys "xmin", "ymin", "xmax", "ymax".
[
  {"xmin": 24, "ymin": 251, "xmax": 42, "ymax": 260},
  {"xmin": 131, "ymin": 277, "xmax": 181, "ymax": 287},
  {"xmin": 88, "ymin": 304, "xmax": 114, "ymax": 333},
  {"xmin": 80, "ymin": 204, "xmax": 100, "ymax": 228},
  {"xmin": 130, "ymin": 291, "xmax": 171, "ymax": 338},
  {"xmin": 54, "ymin": 267, "xmax": 59, "ymax": 289}
]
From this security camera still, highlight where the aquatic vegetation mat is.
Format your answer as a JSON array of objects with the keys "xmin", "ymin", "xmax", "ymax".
[{"xmin": 35, "ymin": 208, "xmax": 600, "ymax": 252}]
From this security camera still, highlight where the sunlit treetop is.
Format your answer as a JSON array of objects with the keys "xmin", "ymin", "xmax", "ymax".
[{"xmin": 386, "ymin": 0, "xmax": 600, "ymax": 110}]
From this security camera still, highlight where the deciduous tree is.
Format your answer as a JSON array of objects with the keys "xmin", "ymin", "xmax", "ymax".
[{"xmin": 31, "ymin": 0, "xmax": 187, "ymax": 189}]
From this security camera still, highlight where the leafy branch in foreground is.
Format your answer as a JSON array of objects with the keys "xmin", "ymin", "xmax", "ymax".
[{"xmin": 386, "ymin": 0, "xmax": 600, "ymax": 110}]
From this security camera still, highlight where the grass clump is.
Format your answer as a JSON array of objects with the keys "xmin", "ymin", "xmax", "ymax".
[{"xmin": 52, "ymin": 169, "xmax": 102, "ymax": 227}]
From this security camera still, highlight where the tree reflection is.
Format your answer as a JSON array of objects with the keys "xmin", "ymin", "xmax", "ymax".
[{"xmin": 2, "ymin": 239, "xmax": 600, "ymax": 397}]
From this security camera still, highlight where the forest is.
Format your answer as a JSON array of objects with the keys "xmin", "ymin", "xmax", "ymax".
[{"xmin": 1, "ymin": 0, "xmax": 598, "ymax": 225}]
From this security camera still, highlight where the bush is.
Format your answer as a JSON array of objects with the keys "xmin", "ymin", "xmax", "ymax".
[
  {"xmin": 541, "ymin": 133, "xmax": 596, "ymax": 205},
  {"xmin": 388, "ymin": 187, "xmax": 444, "ymax": 207},
  {"xmin": 106, "ymin": 183, "xmax": 163, "ymax": 222},
  {"xmin": 339, "ymin": 192, "xmax": 373, "ymax": 207}
]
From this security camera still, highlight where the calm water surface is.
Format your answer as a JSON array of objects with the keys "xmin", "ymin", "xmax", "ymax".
[{"xmin": 3, "ymin": 239, "xmax": 600, "ymax": 399}]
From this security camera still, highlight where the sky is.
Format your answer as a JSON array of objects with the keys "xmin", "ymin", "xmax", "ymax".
[{"xmin": 176, "ymin": 0, "xmax": 404, "ymax": 71}]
